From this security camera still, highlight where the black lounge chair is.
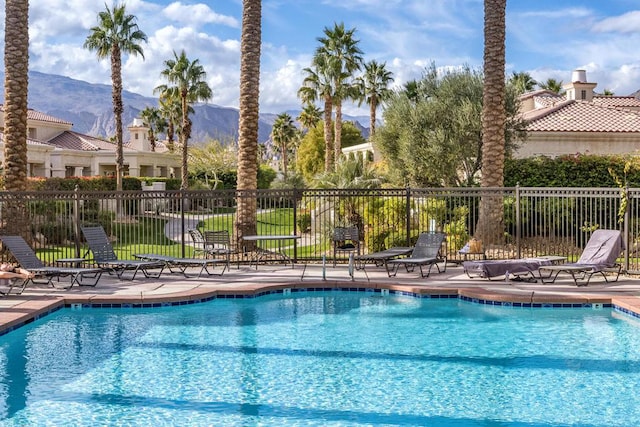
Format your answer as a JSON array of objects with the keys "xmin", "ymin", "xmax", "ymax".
[
  {"xmin": 538, "ymin": 229, "xmax": 624, "ymax": 286},
  {"xmin": 355, "ymin": 246, "xmax": 413, "ymax": 271},
  {"xmin": 133, "ymin": 254, "xmax": 227, "ymax": 278},
  {"xmin": 386, "ymin": 232, "xmax": 447, "ymax": 277},
  {"xmin": 81, "ymin": 226, "xmax": 165, "ymax": 280},
  {"xmin": 0, "ymin": 235, "xmax": 103, "ymax": 293}
]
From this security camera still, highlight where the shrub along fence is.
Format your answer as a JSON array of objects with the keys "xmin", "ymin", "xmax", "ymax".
[{"xmin": 0, "ymin": 186, "xmax": 637, "ymax": 273}]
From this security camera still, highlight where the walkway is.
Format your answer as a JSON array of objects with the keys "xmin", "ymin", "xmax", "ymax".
[{"xmin": 0, "ymin": 262, "xmax": 639, "ymax": 335}]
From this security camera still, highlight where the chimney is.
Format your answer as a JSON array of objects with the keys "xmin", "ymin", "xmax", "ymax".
[{"xmin": 571, "ymin": 69, "xmax": 587, "ymax": 83}]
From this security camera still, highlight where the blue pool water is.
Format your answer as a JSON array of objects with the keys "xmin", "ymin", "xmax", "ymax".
[{"xmin": 0, "ymin": 292, "xmax": 639, "ymax": 426}]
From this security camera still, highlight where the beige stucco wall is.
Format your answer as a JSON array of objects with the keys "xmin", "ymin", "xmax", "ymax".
[{"xmin": 514, "ymin": 132, "xmax": 640, "ymax": 158}]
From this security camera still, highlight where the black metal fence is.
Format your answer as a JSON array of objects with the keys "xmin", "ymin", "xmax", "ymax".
[{"xmin": 1, "ymin": 186, "xmax": 637, "ymax": 272}]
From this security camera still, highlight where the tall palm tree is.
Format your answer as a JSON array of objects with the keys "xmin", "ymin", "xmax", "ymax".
[
  {"xmin": 84, "ymin": 3, "xmax": 147, "ymax": 191},
  {"xmin": 154, "ymin": 50, "xmax": 212, "ymax": 190},
  {"xmin": 477, "ymin": 0, "xmax": 507, "ymax": 246},
  {"xmin": 297, "ymin": 104, "xmax": 322, "ymax": 133},
  {"xmin": 235, "ymin": 0, "xmax": 262, "ymax": 249},
  {"xmin": 3, "ymin": 0, "xmax": 30, "ymax": 236},
  {"xmin": 140, "ymin": 106, "xmax": 165, "ymax": 152},
  {"xmin": 158, "ymin": 94, "xmax": 181, "ymax": 152},
  {"xmin": 315, "ymin": 23, "xmax": 363, "ymax": 165},
  {"xmin": 271, "ymin": 112, "xmax": 297, "ymax": 178},
  {"xmin": 539, "ymin": 78, "xmax": 564, "ymax": 94},
  {"xmin": 354, "ymin": 60, "xmax": 394, "ymax": 138},
  {"xmin": 298, "ymin": 56, "xmax": 334, "ymax": 171}
]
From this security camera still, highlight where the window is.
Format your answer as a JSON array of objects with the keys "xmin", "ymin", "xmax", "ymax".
[
  {"xmin": 581, "ymin": 90, "xmax": 587, "ymax": 100},
  {"xmin": 134, "ymin": 133, "xmax": 139, "ymax": 140},
  {"xmin": 28, "ymin": 127, "xmax": 37, "ymax": 139}
]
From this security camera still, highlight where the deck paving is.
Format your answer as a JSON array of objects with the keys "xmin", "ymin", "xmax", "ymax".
[{"xmin": 1, "ymin": 262, "xmax": 640, "ymax": 334}]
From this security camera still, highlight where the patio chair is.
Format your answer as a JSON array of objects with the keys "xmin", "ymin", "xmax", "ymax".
[
  {"xmin": 0, "ymin": 235, "xmax": 103, "ymax": 293},
  {"xmin": 538, "ymin": 229, "xmax": 624, "ymax": 286},
  {"xmin": 188, "ymin": 228, "xmax": 215, "ymax": 259},
  {"xmin": 332, "ymin": 226, "xmax": 360, "ymax": 267},
  {"xmin": 203, "ymin": 230, "xmax": 235, "ymax": 271},
  {"xmin": 386, "ymin": 232, "xmax": 447, "ymax": 277},
  {"xmin": 80, "ymin": 226, "xmax": 165, "ymax": 280}
]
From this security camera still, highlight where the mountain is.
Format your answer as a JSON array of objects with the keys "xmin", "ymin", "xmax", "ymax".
[{"xmin": 0, "ymin": 70, "xmax": 369, "ymax": 144}]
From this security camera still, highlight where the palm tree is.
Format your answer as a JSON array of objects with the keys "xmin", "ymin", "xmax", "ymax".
[
  {"xmin": 140, "ymin": 106, "xmax": 165, "ymax": 152},
  {"xmin": 158, "ymin": 95, "xmax": 181, "ymax": 152},
  {"xmin": 298, "ymin": 56, "xmax": 335, "ymax": 171},
  {"xmin": 3, "ymin": 0, "xmax": 30, "ymax": 236},
  {"xmin": 477, "ymin": 0, "xmax": 507, "ymax": 246},
  {"xmin": 154, "ymin": 50, "xmax": 212, "ymax": 190},
  {"xmin": 271, "ymin": 113, "xmax": 297, "ymax": 178},
  {"xmin": 84, "ymin": 3, "xmax": 147, "ymax": 191},
  {"xmin": 235, "ymin": 0, "xmax": 262, "ymax": 249},
  {"xmin": 315, "ymin": 23, "xmax": 363, "ymax": 165},
  {"xmin": 509, "ymin": 71, "xmax": 537, "ymax": 95},
  {"xmin": 354, "ymin": 60, "xmax": 394, "ymax": 137},
  {"xmin": 297, "ymin": 104, "xmax": 322, "ymax": 133},
  {"xmin": 539, "ymin": 78, "xmax": 563, "ymax": 94}
]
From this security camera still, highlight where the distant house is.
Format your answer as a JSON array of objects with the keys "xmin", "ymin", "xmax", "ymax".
[
  {"xmin": 515, "ymin": 70, "xmax": 640, "ymax": 158},
  {"xmin": 0, "ymin": 108, "xmax": 180, "ymax": 179}
]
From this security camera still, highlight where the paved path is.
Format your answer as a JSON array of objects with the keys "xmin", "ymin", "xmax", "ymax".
[{"xmin": 164, "ymin": 217, "xmax": 200, "ymax": 244}]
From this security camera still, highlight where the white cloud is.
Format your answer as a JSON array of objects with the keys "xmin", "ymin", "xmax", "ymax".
[
  {"xmin": 162, "ymin": 2, "xmax": 240, "ymax": 29},
  {"xmin": 592, "ymin": 11, "xmax": 640, "ymax": 34}
]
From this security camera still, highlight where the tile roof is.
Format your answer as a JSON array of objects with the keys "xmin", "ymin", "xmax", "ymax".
[
  {"xmin": 0, "ymin": 105, "xmax": 73, "ymax": 126},
  {"xmin": 47, "ymin": 131, "xmax": 136, "ymax": 151},
  {"xmin": 592, "ymin": 95, "xmax": 640, "ymax": 108},
  {"xmin": 524, "ymin": 100, "xmax": 640, "ymax": 133},
  {"xmin": 0, "ymin": 131, "xmax": 53, "ymax": 146}
]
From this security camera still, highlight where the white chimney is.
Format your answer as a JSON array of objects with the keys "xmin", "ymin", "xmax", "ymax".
[{"xmin": 571, "ymin": 69, "xmax": 587, "ymax": 83}]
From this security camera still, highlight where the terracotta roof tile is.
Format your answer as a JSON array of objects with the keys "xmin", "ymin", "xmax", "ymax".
[
  {"xmin": 592, "ymin": 95, "xmax": 640, "ymax": 108},
  {"xmin": 524, "ymin": 100, "xmax": 640, "ymax": 133},
  {"xmin": 47, "ymin": 131, "xmax": 139, "ymax": 151},
  {"xmin": 0, "ymin": 131, "xmax": 52, "ymax": 146},
  {"xmin": 0, "ymin": 105, "xmax": 73, "ymax": 126}
]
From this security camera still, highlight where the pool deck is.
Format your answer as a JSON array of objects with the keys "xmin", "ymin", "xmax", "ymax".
[{"xmin": 1, "ymin": 262, "xmax": 640, "ymax": 334}]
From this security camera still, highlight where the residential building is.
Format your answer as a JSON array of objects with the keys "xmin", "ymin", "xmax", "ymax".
[
  {"xmin": 514, "ymin": 69, "xmax": 640, "ymax": 158},
  {"xmin": 0, "ymin": 108, "xmax": 181, "ymax": 179}
]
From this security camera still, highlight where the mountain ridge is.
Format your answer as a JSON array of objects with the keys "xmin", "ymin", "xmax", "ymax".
[{"xmin": 0, "ymin": 71, "xmax": 370, "ymax": 144}]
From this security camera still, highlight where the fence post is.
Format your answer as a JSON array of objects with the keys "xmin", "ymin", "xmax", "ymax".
[
  {"xmin": 624, "ymin": 184, "xmax": 630, "ymax": 272},
  {"xmin": 405, "ymin": 187, "xmax": 411, "ymax": 246},
  {"xmin": 73, "ymin": 185, "xmax": 81, "ymax": 258},
  {"xmin": 181, "ymin": 190, "xmax": 186, "ymax": 258},
  {"xmin": 515, "ymin": 183, "xmax": 521, "ymax": 259},
  {"xmin": 292, "ymin": 188, "xmax": 298, "ymax": 263}
]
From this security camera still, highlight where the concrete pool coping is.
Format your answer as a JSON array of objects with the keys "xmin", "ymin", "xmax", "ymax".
[{"xmin": 1, "ymin": 262, "xmax": 640, "ymax": 334}]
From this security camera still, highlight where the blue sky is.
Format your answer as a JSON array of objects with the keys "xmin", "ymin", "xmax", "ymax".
[{"xmin": 3, "ymin": 1, "xmax": 640, "ymax": 115}]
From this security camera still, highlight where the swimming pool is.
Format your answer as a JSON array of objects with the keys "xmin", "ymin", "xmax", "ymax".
[{"xmin": 0, "ymin": 291, "xmax": 638, "ymax": 426}]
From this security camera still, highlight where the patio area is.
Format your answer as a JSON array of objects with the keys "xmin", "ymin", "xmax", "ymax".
[{"xmin": 1, "ymin": 261, "xmax": 640, "ymax": 335}]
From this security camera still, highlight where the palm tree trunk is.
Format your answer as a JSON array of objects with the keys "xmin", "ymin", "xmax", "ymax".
[
  {"xmin": 180, "ymin": 93, "xmax": 189, "ymax": 190},
  {"xmin": 3, "ymin": 0, "xmax": 31, "ymax": 238},
  {"xmin": 323, "ymin": 96, "xmax": 333, "ymax": 171},
  {"xmin": 334, "ymin": 100, "xmax": 343, "ymax": 166},
  {"xmin": 111, "ymin": 45, "xmax": 124, "ymax": 192},
  {"xmin": 477, "ymin": 0, "xmax": 507, "ymax": 247},
  {"xmin": 236, "ymin": 0, "xmax": 262, "ymax": 251},
  {"xmin": 369, "ymin": 97, "xmax": 377, "ymax": 138}
]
